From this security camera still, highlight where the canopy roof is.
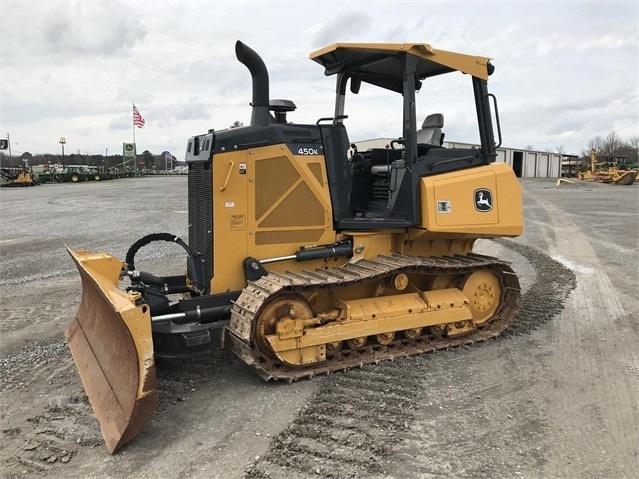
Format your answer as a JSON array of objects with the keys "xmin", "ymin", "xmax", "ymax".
[{"xmin": 310, "ymin": 43, "xmax": 491, "ymax": 93}]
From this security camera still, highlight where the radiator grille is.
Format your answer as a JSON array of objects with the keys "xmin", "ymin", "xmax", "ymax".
[{"xmin": 188, "ymin": 162, "xmax": 213, "ymax": 287}]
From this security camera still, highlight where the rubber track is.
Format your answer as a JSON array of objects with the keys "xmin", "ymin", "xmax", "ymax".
[{"xmin": 227, "ymin": 253, "xmax": 520, "ymax": 381}]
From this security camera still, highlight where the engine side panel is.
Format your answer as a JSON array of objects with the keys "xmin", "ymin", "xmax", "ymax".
[{"xmin": 211, "ymin": 144, "xmax": 337, "ymax": 294}]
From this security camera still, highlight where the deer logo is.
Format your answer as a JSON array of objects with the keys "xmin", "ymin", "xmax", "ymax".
[{"xmin": 474, "ymin": 189, "xmax": 493, "ymax": 212}]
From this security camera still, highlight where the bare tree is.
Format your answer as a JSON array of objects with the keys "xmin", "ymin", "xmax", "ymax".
[
  {"xmin": 585, "ymin": 135, "xmax": 604, "ymax": 157},
  {"xmin": 600, "ymin": 131, "xmax": 624, "ymax": 158}
]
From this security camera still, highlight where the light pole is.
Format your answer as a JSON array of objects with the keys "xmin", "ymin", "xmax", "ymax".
[{"xmin": 59, "ymin": 137, "xmax": 66, "ymax": 168}]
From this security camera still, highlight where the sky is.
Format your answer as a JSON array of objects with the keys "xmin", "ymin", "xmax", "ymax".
[{"xmin": 1, "ymin": 0, "xmax": 637, "ymax": 159}]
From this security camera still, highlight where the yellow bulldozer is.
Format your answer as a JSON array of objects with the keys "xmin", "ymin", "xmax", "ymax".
[
  {"xmin": 579, "ymin": 148, "xmax": 637, "ymax": 185},
  {"xmin": 66, "ymin": 41, "xmax": 523, "ymax": 453}
]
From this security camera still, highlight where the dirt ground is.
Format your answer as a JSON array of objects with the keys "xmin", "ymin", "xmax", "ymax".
[{"xmin": 0, "ymin": 177, "xmax": 637, "ymax": 479}]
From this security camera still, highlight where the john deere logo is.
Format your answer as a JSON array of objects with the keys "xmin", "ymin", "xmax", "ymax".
[
  {"xmin": 123, "ymin": 143, "xmax": 136, "ymax": 157},
  {"xmin": 474, "ymin": 189, "xmax": 493, "ymax": 212}
]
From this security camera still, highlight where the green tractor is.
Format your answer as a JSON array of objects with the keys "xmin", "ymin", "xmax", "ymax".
[{"xmin": 57, "ymin": 166, "xmax": 99, "ymax": 182}]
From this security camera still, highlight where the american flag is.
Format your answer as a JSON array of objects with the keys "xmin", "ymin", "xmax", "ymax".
[{"xmin": 133, "ymin": 105, "xmax": 145, "ymax": 128}]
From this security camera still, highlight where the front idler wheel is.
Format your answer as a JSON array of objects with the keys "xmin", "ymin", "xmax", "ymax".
[{"xmin": 254, "ymin": 294, "xmax": 313, "ymax": 360}]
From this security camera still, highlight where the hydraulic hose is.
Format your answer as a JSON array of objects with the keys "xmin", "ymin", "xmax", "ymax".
[{"xmin": 124, "ymin": 232, "xmax": 197, "ymax": 271}]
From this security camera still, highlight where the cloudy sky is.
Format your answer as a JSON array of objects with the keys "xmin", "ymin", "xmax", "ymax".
[{"xmin": 1, "ymin": 1, "xmax": 637, "ymax": 158}]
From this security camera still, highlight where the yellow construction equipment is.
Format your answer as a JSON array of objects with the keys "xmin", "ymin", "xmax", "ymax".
[
  {"xmin": 66, "ymin": 41, "xmax": 523, "ymax": 453},
  {"xmin": 579, "ymin": 149, "xmax": 637, "ymax": 185},
  {"xmin": 1, "ymin": 166, "xmax": 39, "ymax": 187}
]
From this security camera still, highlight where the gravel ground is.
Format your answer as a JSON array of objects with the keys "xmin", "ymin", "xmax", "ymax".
[{"xmin": 0, "ymin": 177, "xmax": 637, "ymax": 479}]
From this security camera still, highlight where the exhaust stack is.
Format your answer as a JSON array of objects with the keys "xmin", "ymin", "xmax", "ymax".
[{"xmin": 235, "ymin": 41, "xmax": 270, "ymax": 127}]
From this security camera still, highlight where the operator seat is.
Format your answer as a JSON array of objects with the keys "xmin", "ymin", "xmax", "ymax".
[{"xmin": 416, "ymin": 113, "xmax": 444, "ymax": 146}]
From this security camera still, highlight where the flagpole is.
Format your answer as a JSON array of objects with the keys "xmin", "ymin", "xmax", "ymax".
[{"xmin": 132, "ymin": 102, "xmax": 138, "ymax": 177}]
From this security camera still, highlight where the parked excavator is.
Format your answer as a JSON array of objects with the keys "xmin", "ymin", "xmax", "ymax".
[{"xmin": 65, "ymin": 41, "xmax": 523, "ymax": 453}]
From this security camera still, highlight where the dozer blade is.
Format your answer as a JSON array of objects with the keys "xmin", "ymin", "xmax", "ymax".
[{"xmin": 65, "ymin": 247, "xmax": 157, "ymax": 453}]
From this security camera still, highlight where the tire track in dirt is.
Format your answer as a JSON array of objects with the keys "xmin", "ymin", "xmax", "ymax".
[{"xmin": 247, "ymin": 362, "xmax": 421, "ymax": 478}]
